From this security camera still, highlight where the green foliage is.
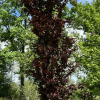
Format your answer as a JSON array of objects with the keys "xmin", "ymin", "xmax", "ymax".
[
  {"xmin": 0, "ymin": 98, "xmax": 9, "ymax": 100},
  {"xmin": 9, "ymin": 82, "xmax": 20, "ymax": 100},
  {"xmin": 0, "ymin": 0, "xmax": 38, "ymax": 99},
  {"xmin": 0, "ymin": 80, "xmax": 40, "ymax": 100},
  {"xmin": 0, "ymin": 0, "xmax": 38, "ymax": 63},
  {"xmin": 70, "ymin": 0, "xmax": 100, "ymax": 33},
  {"xmin": 69, "ymin": 88, "xmax": 92, "ymax": 100},
  {"xmin": 0, "ymin": 54, "xmax": 11, "ymax": 98},
  {"xmin": 69, "ymin": 0, "xmax": 100, "ymax": 98},
  {"xmin": 23, "ymin": 80, "xmax": 40, "ymax": 100},
  {"xmin": 62, "ymin": 6, "xmax": 70, "ymax": 20},
  {"xmin": 78, "ymin": 35, "xmax": 100, "ymax": 95}
]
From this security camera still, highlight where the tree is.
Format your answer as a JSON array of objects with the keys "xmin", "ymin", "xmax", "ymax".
[
  {"xmin": 69, "ymin": 0, "xmax": 100, "ymax": 98},
  {"xmin": 9, "ymin": 82, "xmax": 20, "ymax": 100},
  {"xmin": 0, "ymin": 0, "xmax": 37, "ymax": 99},
  {"xmin": 69, "ymin": 77, "xmax": 93, "ymax": 100},
  {"xmin": 78, "ymin": 34, "xmax": 100, "ymax": 98},
  {"xmin": 23, "ymin": 79, "xmax": 40, "ymax": 100},
  {"xmin": 21, "ymin": 0, "xmax": 84, "ymax": 100}
]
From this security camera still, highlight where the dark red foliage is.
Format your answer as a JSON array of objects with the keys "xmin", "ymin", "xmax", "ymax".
[{"xmin": 21, "ymin": 0, "xmax": 79, "ymax": 100}]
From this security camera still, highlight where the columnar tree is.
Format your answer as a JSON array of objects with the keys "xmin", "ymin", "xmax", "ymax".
[{"xmin": 21, "ymin": 0, "xmax": 82, "ymax": 100}]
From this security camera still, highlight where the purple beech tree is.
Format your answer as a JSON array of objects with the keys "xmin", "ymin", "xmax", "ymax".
[{"xmin": 21, "ymin": 0, "xmax": 83, "ymax": 100}]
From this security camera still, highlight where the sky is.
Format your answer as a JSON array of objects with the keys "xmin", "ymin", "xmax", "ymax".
[
  {"xmin": 67, "ymin": 0, "xmax": 93, "ymax": 9},
  {"xmin": 0, "ymin": 0, "xmax": 93, "ymax": 83},
  {"xmin": 67, "ymin": 0, "xmax": 93, "ymax": 21},
  {"xmin": 78, "ymin": 0, "xmax": 93, "ymax": 3}
]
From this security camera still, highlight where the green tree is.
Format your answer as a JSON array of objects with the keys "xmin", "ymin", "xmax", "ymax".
[
  {"xmin": 9, "ymin": 82, "xmax": 20, "ymax": 100},
  {"xmin": 69, "ymin": 0, "xmax": 100, "ymax": 98},
  {"xmin": 0, "ymin": 0, "xmax": 37, "ymax": 99},
  {"xmin": 23, "ymin": 79, "xmax": 40, "ymax": 100}
]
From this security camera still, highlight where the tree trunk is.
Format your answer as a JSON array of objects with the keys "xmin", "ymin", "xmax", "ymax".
[
  {"xmin": 40, "ymin": 94, "xmax": 48, "ymax": 100},
  {"xmin": 10, "ymin": 62, "xmax": 14, "ymax": 82},
  {"xmin": 39, "ymin": 84, "xmax": 48, "ymax": 100},
  {"xmin": 19, "ymin": 70, "xmax": 24, "ymax": 100}
]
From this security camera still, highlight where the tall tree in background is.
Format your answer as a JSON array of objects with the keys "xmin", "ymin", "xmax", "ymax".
[
  {"xmin": 21, "ymin": 0, "xmax": 82, "ymax": 100},
  {"xmin": 0, "ymin": 0, "xmax": 37, "ymax": 99},
  {"xmin": 23, "ymin": 79, "xmax": 40, "ymax": 100},
  {"xmin": 70, "ymin": 0, "xmax": 100, "ymax": 98}
]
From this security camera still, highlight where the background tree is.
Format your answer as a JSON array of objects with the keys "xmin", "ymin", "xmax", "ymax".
[
  {"xmin": 0, "ymin": 0, "xmax": 38, "ymax": 99},
  {"xmin": 69, "ymin": 0, "xmax": 100, "ymax": 99},
  {"xmin": 9, "ymin": 82, "xmax": 20, "ymax": 100},
  {"xmin": 23, "ymin": 79, "xmax": 40, "ymax": 100}
]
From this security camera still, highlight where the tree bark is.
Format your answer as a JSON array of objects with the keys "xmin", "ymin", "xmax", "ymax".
[
  {"xmin": 10, "ymin": 62, "xmax": 14, "ymax": 82},
  {"xmin": 19, "ymin": 69, "xmax": 24, "ymax": 100}
]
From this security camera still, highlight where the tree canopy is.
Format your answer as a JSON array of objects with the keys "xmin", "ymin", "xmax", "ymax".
[{"xmin": 70, "ymin": 0, "xmax": 100, "ymax": 98}]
